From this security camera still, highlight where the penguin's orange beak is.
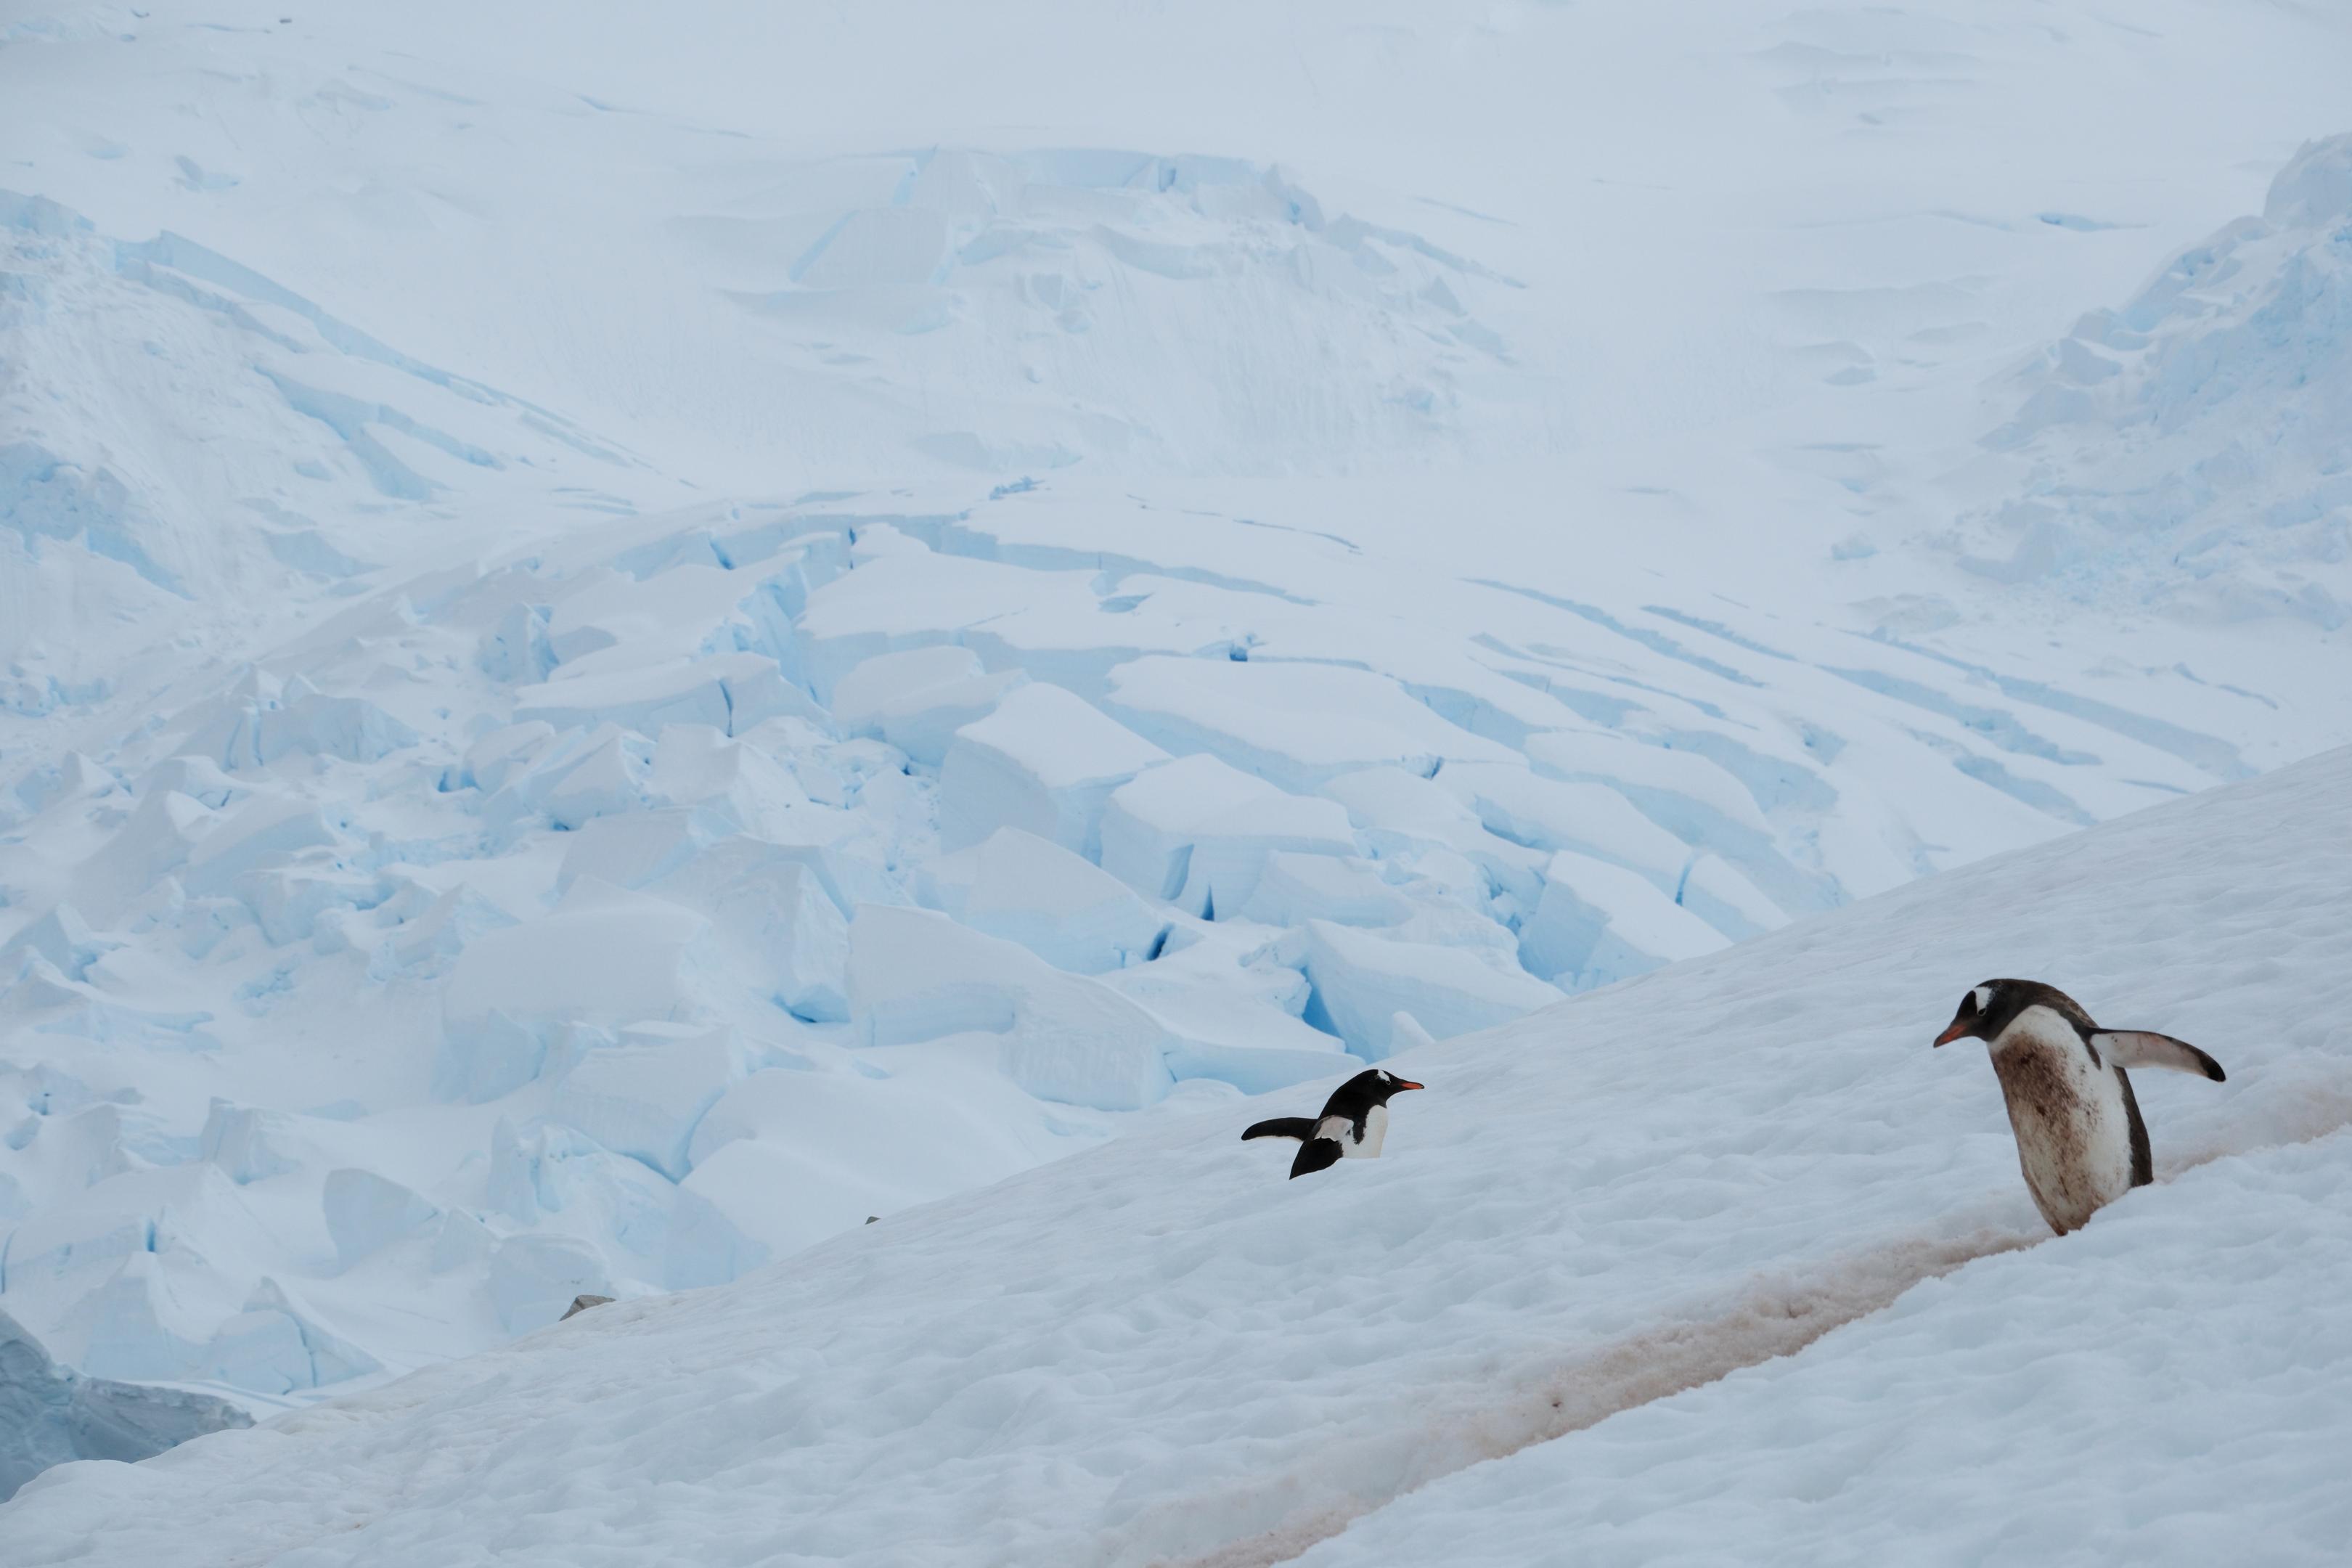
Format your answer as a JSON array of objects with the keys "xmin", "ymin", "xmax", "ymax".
[
  {"xmin": 1391, "ymin": 1077, "xmax": 1425, "ymax": 1091},
  {"xmin": 1933, "ymin": 1019, "xmax": 1971, "ymax": 1047}
]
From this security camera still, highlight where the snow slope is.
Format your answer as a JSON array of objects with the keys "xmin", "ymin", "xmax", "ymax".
[
  {"xmin": 1297, "ymin": 1136, "xmax": 2352, "ymax": 1567},
  {"xmin": 7, "ymin": 743, "xmax": 2346, "ymax": 1566},
  {"xmin": 4, "ymin": 0, "xmax": 2352, "ymax": 1461}
]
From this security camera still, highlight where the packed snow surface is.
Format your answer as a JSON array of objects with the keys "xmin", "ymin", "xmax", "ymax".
[
  {"xmin": 4, "ymin": 0, "xmax": 2352, "ymax": 1491},
  {"xmin": 7, "ymin": 742, "xmax": 2347, "ymax": 1564}
]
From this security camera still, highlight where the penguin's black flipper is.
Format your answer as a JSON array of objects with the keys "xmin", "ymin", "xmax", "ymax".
[
  {"xmin": 1289, "ymin": 1138, "xmax": 1344, "ymax": 1179},
  {"xmin": 2094, "ymin": 1030, "xmax": 2226, "ymax": 1082},
  {"xmin": 1242, "ymin": 1116, "xmax": 1319, "ymax": 1143}
]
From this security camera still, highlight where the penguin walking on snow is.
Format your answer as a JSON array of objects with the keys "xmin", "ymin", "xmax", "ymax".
[
  {"xmin": 1934, "ymin": 979, "xmax": 2225, "ymax": 1235},
  {"xmin": 1242, "ymin": 1069, "xmax": 1424, "ymax": 1178}
]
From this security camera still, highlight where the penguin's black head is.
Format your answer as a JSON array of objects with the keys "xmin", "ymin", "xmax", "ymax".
[
  {"xmin": 1934, "ymin": 980, "xmax": 2027, "ymax": 1047},
  {"xmin": 1336, "ymin": 1067, "xmax": 1425, "ymax": 1107}
]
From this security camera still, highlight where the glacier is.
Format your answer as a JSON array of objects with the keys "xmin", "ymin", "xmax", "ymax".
[
  {"xmin": 1, "ymin": 0, "xmax": 2351, "ymax": 1537},
  {"xmin": 6, "ymin": 738, "xmax": 2346, "ymax": 1564},
  {"xmin": 0, "ymin": 1306, "xmax": 249, "ymax": 1504}
]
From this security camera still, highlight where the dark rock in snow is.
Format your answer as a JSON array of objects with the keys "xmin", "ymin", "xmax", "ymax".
[{"xmin": 560, "ymin": 1294, "xmax": 615, "ymax": 1321}]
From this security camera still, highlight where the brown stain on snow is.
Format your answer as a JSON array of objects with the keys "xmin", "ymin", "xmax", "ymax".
[
  {"xmin": 1148, "ymin": 1082, "xmax": 2352, "ymax": 1568},
  {"xmin": 1148, "ymin": 1226, "xmax": 2038, "ymax": 1568}
]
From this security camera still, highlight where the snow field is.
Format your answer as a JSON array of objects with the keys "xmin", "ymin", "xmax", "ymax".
[
  {"xmin": 1294, "ymin": 1139, "xmax": 2352, "ymax": 1568},
  {"xmin": 7, "ymin": 742, "xmax": 2346, "ymax": 1565}
]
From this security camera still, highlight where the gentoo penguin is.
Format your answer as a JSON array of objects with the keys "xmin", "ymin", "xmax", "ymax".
[
  {"xmin": 1935, "ymin": 979, "xmax": 2225, "ymax": 1235},
  {"xmin": 1241, "ymin": 1069, "xmax": 1425, "ymax": 1178}
]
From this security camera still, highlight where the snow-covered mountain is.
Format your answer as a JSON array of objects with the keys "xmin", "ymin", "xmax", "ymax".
[
  {"xmin": 8, "ymin": 740, "xmax": 2346, "ymax": 1564},
  {"xmin": 2, "ymin": 0, "xmax": 2351, "ymax": 1506},
  {"xmin": 1962, "ymin": 134, "xmax": 2352, "ymax": 628}
]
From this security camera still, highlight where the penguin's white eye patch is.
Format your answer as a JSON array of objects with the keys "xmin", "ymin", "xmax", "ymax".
[{"xmin": 1970, "ymin": 986, "xmax": 1992, "ymax": 1013}]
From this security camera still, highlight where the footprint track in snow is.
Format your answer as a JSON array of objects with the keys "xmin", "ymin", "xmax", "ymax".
[{"xmin": 1156, "ymin": 1084, "xmax": 2352, "ymax": 1568}]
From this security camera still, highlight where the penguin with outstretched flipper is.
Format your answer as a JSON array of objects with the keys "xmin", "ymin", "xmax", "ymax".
[
  {"xmin": 1242, "ymin": 1069, "xmax": 1425, "ymax": 1179},
  {"xmin": 1934, "ymin": 979, "xmax": 2225, "ymax": 1235}
]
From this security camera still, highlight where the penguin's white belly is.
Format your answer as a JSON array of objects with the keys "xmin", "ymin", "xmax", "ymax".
[
  {"xmin": 1318, "ymin": 1104, "xmax": 1387, "ymax": 1159},
  {"xmin": 1988, "ymin": 1013, "xmax": 2136, "ymax": 1235}
]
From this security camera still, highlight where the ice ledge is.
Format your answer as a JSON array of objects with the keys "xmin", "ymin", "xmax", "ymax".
[{"xmin": 0, "ymin": 1307, "xmax": 251, "ymax": 1503}]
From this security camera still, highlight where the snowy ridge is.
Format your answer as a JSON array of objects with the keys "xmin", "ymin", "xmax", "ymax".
[
  {"xmin": 679, "ymin": 146, "xmax": 1542, "ymax": 474},
  {"xmin": 0, "ymin": 184, "xmax": 690, "ymax": 718},
  {"xmin": 5, "ymin": 743, "xmax": 2346, "ymax": 1565},
  {"xmin": 1962, "ymin": 134, "xmax": 2352, "ymax": 627}
]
